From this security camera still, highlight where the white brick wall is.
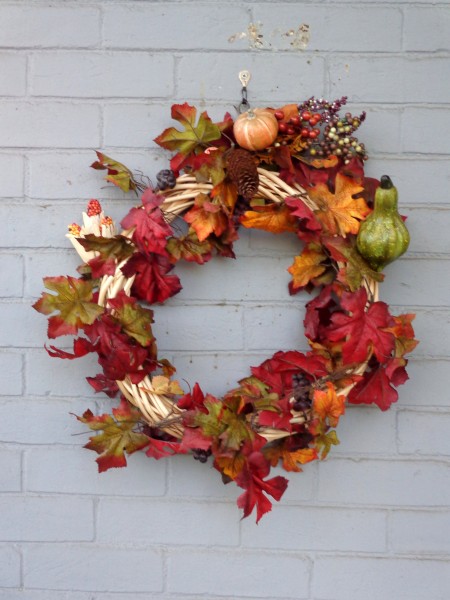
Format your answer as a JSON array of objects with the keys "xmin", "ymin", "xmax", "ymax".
[{"xmin": 1, "ymin": 0, "xmax": 449, "ymax": 598}]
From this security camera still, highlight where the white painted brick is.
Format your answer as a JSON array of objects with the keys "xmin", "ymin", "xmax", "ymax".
[
  {"xmin": 177, "ymin": 53, "xmax": 325, "ymax": 102},
  {"xmin": 25, "ymin": 446, "xmax": 166, "ymax": 496},
  {"xmin": 174, "ymin": 255, "xmax": 295, "ymax": 302},
  {"xmin": 0, "ymin": 546, "xmax": 21, "ymax": 588},
  {"xmin": 31, "ymin": 52, "xmax": 173, "ymax": 98},
  {"xmin": 98, "ymin": 498, "xmax": 239, "ymax": 546},
  {"xmin": 407, "ymin": 309, "xmax": 450, "ymax": 358},
  {"xmin": 167, "ymin": 548, "xmax": 310, "ymax": 597},
  {"xmin": 391, "ymin": 509, "xmax": 450, "ymax": 554},
  {"xmin": 366, "ymin": 158, "xmax": 450, "ymax": 206},
  {"xmin": 0, "ymin": 254, "xmax": 23, "ymax": 297},
  {"xmin": 0, "ymin": 6, "xmax": 100, "ymax": 48},
  {"xmin": 328, "ymin": 57, "xmax": 450, "ymax": 104},
  {"xmin": 318, "ymin": 458, "xmax": 450, "ymax": 506},
  {"xmin": 0, "ymin": 495, "xmax": 94, "ymax": 541},
  {"xmin": 254, "ymin": 5, "xmax": 402, "ymax": 52},
  {"xmin": 103, "ymin": 103, "xmax": 169, "ymax": 148},
  {"xmin": 25, "ymin": 350, "xmax": 99, "ymax": 399},
  {"xmin": 248, "ymin": 228, "xmax": 301, "ymax": 256},
  {"xmin": 0, "ymin": 592, "xmax": 92, "ymax": 600},
  {"xmin": 402, "ymin": 207, "xmax": 450, "ymax": 255},
  {"xmin": 24, "ymin": 250, "xmax": 79, "ymax": 299},
  {"xmin": 0, "ymin": 352, "xmax": 23, "ymax": 396},
  {"xmin": 242, "ymin": 506, "xmax": 386, "ymax": 552},
  {"xmin": 404, "ymin": 7, "xmax": 450, "ymax": 51},
  {"xmin": 402, "ymin": 108, "xmax": 450, "ymax": 154},
  {"xmin": 168, "ymin": 454, "xmax": 240, "ymax": 501},
  {"xmin": 0, "ymin": 102, "xmax": 100, "ymax": 149},
  {"xmin": 277, "ymin": 463, "xmax": 316, "ymax": 503},
  {"xmin": 103, "ymin": 4, "xmax": 250, "ymax": 50},
  {"xmin": 0, "ymin": 448, "xmax": 21, "ymax": 491},
  {"xmin": 28, "ymin": 150, "xmax": 161, "ymax": 200},
  {"xmin": 0, "ymin": 398, "xmax": 90, "ymax": 444},
  {"xmin": 0, "ymin": 203, "xmax": 119, "ymax": 249},
  {"xmin": 353, "ymin": 105, "xmax": 402, "ymax": 155},
  {"xmin": 332, "ymin": 405, "xmax": 396, "ymax": 455},
  {"xmin": 313, "ymin": 556, "xmax": 450, "ymax": 600},
  {"xmin": 404, "ymin": 360, "xmax": 450, "ymax": 406},
  {"xmin": 152, "ymin": 304, "xmax": 244, "ymax": 352},
  {"xmin": 0, "ymin": 301, "xmax": 46, "ymax": 347},
  {"xmin": 243, "ymin": 304, "xmax": 309, "ymax": 351},
  {"xmin": 0, "ymin": 53, "xmax": 26, "ymax": 95},
  {"xmin": 23, "ymin": 544, "xmax": 163, "ymax": 592},
  {"xmin": 398, "ymin": 411, "xmax": 450, "ymax": 455},
  {"xmin": 0, "ymin": 154, "xmax": 23, "ymax": 197},
  {"xmin": 167, "ymin": 352, "xmax": 268, "ymax": 398},
  {"xmin": 382, "ymin": 259, "xmax": 449, "ymax": 307}
]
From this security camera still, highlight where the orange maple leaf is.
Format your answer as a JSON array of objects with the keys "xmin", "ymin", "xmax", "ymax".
[
  {"xmin": 309, "ymin": 173, "xmax": 370, "ymax": 237},
  {"xmin": 313, "ymin": 381, "xmax": 346, "ymax": 427},
  {"xmin": 240, "ymin": 203, "xmax": 298, "ymax": 234},
  {"xmin": 184, "ymin": 193, "xmax": 228, "ymax": 241},
  {"xmin": 215, "ymin": 452, "xmax": 246, "ymax": 479},
  {"xmin": 264, "ymin": 444, "xmax": 318, "ymax": 472},
  {"xmin": 288, "ymin": 244, "xmax": 327, "ymax": 290},
  {"xmin": 210, "ymin": 179, "xmax": 238, "ymax": 211}
]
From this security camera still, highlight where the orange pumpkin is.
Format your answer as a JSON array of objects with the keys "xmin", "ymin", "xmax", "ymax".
[{"xmin": 233, "ymin": 108, "xmax": 279, "ymax": 151}]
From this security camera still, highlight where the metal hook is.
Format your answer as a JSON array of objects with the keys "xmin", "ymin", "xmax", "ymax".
[
  {"xmin": 237, "ymin": 70, "xmax": 251, "ymax": 113},
  {"xmin": 239, "ymin": 70, "xmax": 251, "ymax": 88}
]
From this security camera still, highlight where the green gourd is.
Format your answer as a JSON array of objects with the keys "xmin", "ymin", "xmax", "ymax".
[{"xmin": 356, "ymin": 175, "xmax": 410, "ymax": 272}]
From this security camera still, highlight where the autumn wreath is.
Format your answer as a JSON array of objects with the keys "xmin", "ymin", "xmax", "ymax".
[{"xmin": 34, "ymin": 94, "xmax": 417, "ymax": 521}]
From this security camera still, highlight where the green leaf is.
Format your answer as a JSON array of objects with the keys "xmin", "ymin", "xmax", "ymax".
[
  {"xmin": 324, "ymin": 236, "xmax": 384, "ymax": 291},
  {"xmin": 91, "ymin": 152, "xmax": 142, "ymax": 194},
  {"xmin": 194, "ymin": 398, "xmax": 226, "ymax": 439},
  {"xmin": 33, "ymin": 276, "xmax": 104, "ymax": 338},
  {"xmin": 78, "ymin": 234, "xmax": 135, "ymax": 261},
  {"xmin": 154, "ymin": 103, "xmax": 222, "ymax": 156},
  {"xmin": 77, "ymin": 400, "xmax": 149, "ymax": 472},
  {"xmin": 107, "ymin": 291, "xmax": 155, "ymax": 347}
]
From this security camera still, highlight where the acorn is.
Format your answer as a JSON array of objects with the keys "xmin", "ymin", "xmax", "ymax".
[{"xmin": 356, "ymin": 175, "xmax": 410, "ymax": 272}]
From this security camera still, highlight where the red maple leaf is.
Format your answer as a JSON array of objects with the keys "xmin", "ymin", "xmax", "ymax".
[
  {"xmin": 327, "ymin": 288, "xmax": 395, "ymax": 364},
  {"xmin": 121, "ymin": 253, "xmax": 182, "ymax": 304},
  {"xmin": 348, "ymin": 364, "xmax": 398, "ymax": 410},
  {"xmin": 284, "ymin": 196, "xmax": 322, "ymax": 242},
  {"xmin": 121, "ymin": 189, "xmax": 172, "ymax": 256},
  {"xmin": 304, "ymin": 284, "xmax": 339, "ymax": 342},
  {"xmin": 86, "ymin": 373, "xmax": 119, "ymax": 398},
  {"xmin": 235, "ymin": 442, "xmax": 288, "ymax": 522},
  {"xmin": 145, "ymin": 437, "xmax": 186, "ymax": 460},
  {"xmin": 84, "ymin": 315, "xmax": 155, "ymax": 383}
]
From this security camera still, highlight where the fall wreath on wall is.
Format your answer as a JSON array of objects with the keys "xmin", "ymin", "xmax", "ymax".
[{"xmin": 34, "ymin": 79, "xmax": 417, "ymax": 521}]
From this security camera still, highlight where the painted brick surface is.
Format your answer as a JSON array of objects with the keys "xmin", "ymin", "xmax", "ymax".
[{"xmin": 2, "ymin": 1, "xmax": 449, "ymax": 598}]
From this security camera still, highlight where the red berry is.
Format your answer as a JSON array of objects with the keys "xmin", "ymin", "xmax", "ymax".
[
  {"xmin": 291, "ymin": 115, "xmax": 301, "ymax": 126},
  {"xmin": 287, "ymin": 127, "xmax": 296, "ymax": 135},
  {"xmin": 87, "ymin": 199, "xmax": 102, "ymax": 216},
  {"xmin": 301, "ymin": 111, "xmax": 312, "ymax": 121},
  {"xmin": 300, "ymin": 128, "xmax": 310, "ymax": 138},
  {"xmin": 308, "ymin": 130, "xmax": 319, "ymax": 139},
  {"xmin": 313, "ymin": 113, "xmax": 322, "ymax": 121},
  {"xmin": 278, "ymin": 122, "xmax": 288, "ymax": 133},
  {"xmin": 274, "ymin": 110, "xmax": 285, "ymax": 120}
]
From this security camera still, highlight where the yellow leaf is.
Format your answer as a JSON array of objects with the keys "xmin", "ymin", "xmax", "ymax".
[
  {"xmin": 288, "ymin": 245, "xmax": 327, "ymax": 290},
  {"xmin": 309, "ymin": 173, "xmax": 369, "ymax": 237},
  {"xmin": 313, "ymin": 381, "xmax": 346, "ymax": 427},
  {"xmin": 142, "ymin": 375, "xmax": 184, "ymax": 396},
  {"xmin": 264, "ymin": 444, "xmax": 318, "ymax": 472},
  {"xmin": 241, "ymin": 203, "xmax": 298, "ymax": 234}
]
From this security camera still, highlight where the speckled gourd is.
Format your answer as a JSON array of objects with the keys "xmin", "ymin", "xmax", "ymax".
[{"xmin": 356, "ymin": 175, "xmax": 410, "ymax": 272}]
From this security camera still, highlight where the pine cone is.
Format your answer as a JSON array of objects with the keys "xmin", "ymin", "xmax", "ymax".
[{"xmin": 226, "ymin": 149, "xmax": 259, "ymax": 201}]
